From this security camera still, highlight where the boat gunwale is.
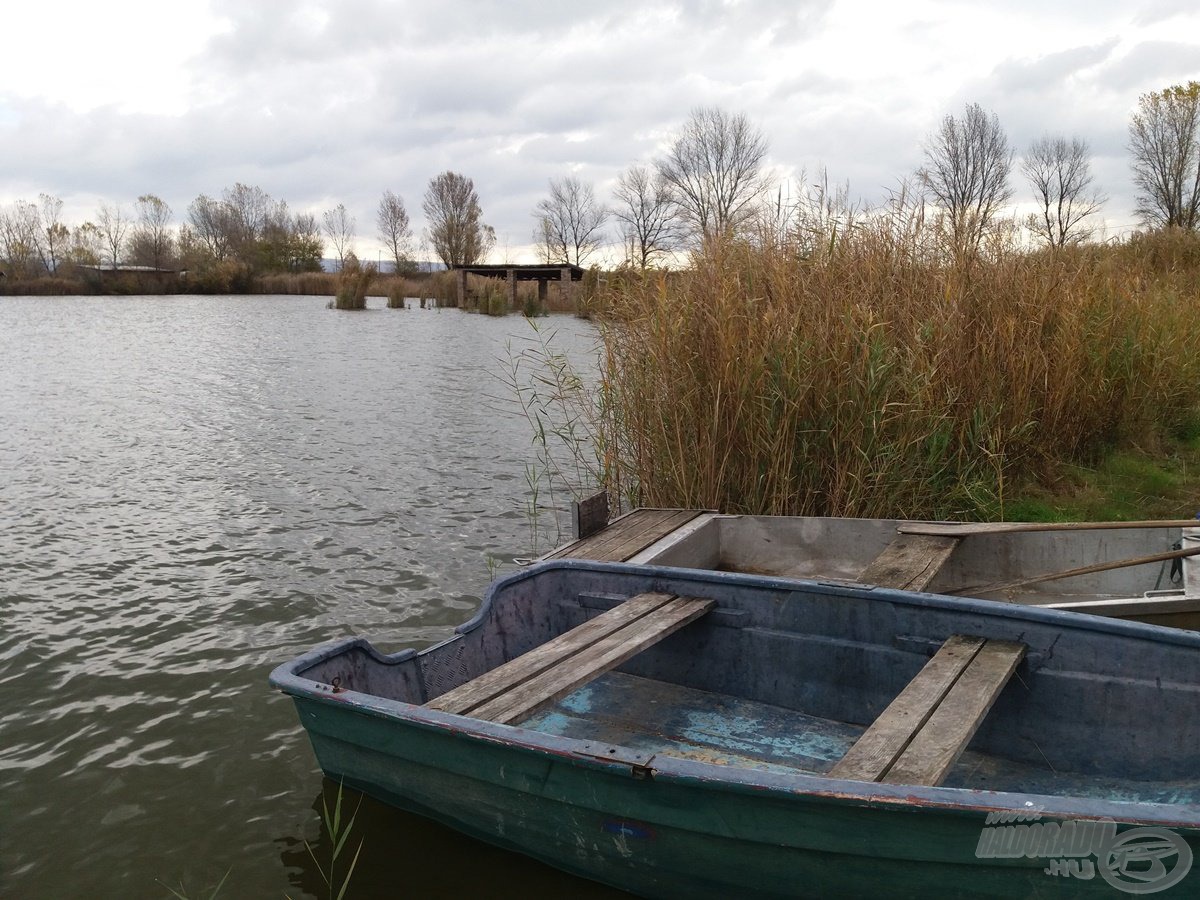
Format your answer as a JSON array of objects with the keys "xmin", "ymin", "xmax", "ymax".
[
  {"xmin": 449, "ymin": 559, "xmax": 1200, "ymax": 650},
  {"xmin": 268, "ymin": 559, "xmax": 1200, "ymax": 828}
]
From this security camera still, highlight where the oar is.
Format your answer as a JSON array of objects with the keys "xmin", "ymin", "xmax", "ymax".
[
  {"xmin": 900, "ymin": 519, "xmax": 1200, "ymax": 537},
  {"xmin": 946, "ymin": 543, "xmax": 1200, "ymax": 597}
]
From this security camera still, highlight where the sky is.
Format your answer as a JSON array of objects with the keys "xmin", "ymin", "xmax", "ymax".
[{"xmin": 1, "ymin": 0, "xmax": 1198, "ymax": 263}]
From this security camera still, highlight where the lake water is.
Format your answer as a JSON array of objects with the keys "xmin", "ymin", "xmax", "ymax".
[{"xmin": 0, "ymin": 295, "xmax": 626, "ymax": 899}]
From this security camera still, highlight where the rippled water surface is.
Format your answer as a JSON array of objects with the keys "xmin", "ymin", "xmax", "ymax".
[{"xmin": 0, "ymin": 295, "xmax": 623, "ymax": 899}]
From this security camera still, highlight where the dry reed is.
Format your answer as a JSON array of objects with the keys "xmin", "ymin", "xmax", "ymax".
[
  {"xmin": 256, "ymin": 271, "xmax": 340, "ymax": 296},
  {"xmin": 332, "ymin": 257, "xmax": 375, "ymax": 310},
  {"xmin": 570, "ymin": 224, "xmax": 1200, "ymax": 520}
]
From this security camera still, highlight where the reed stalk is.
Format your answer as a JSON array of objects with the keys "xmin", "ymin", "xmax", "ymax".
[
  {"xmin": 333, "ymin": 256, "xmax": 375, "ymax": 310},
  {"xmin": 517, "ymin": 222, "xmax": 1200, "ymax": 522}
]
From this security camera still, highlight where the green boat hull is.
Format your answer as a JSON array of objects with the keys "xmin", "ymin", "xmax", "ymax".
[
  {"xmin": 295, "ymin": 695, "xmax": 1196, "ymax": 898},
  {"xmin": 273, "ymin": 561, "xmax": 1200, "ymax": 897}
]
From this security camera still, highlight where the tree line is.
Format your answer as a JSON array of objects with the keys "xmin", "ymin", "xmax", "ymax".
[
  {"xmin": 532, "ymin": 80, "xmax": 1199, "ymax": 268},
  {"xmin": 0, "ymin": 175, "xmax": 490, "ymax": 283},
  {"xmin": 2, "ymin": 80, "xmax": 1198, "ymax": 283}
]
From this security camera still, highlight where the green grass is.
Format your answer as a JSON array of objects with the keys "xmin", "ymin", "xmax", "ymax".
[
  {"xmin": 158, "ymin": 780, "xmax": 362, "ymax": 900},
  {"xmin": 301, "ymin": 780, "xmax": 363, "ymax": 900},
  {"xmin": 1002, "ymin": 436, "xmax": 1200, "ymax": 522},
  {"xmin": 157, "ymin": 870, "xmax": 229, "ymax": 900}
]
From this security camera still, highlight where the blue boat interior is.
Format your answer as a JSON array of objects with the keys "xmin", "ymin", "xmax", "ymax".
[
  {"xmin": 291, "ymin": 562, "xmax": 1200, "ymax": 806},
  {"xmin": 521, "ymin": 671, "xmax": 1200, "ymax": 807}
]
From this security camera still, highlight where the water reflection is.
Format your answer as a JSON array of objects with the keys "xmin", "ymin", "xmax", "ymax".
[
  {"xmin": 0, "ymin": 295, "xmax": 601, "ymax": 899},
  {"xmin": 278, "ymin": 781, "xmax": 630, "ymax": 899}
]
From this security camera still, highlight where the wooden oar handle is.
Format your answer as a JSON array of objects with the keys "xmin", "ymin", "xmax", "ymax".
[{"xmin": 949, "ymin": 543, "xmax": 1200, "ymax": 597}]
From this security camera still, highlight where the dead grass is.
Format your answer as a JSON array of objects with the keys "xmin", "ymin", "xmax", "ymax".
[
  {"xmin": 578, "ymin": 224, "xmax": 1200, "ymax": 520},
  {"xmin": 256, "ymin": 272, "xmax": 339, "ymax": 296}
]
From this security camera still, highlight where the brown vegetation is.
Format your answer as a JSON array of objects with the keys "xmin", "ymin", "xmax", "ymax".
[
  {"xmin": 332, "ymin": 256, "xmax": 376, "ymax": 310},
  {"xmin": 539, "ymin": 222, "xmax": 1200, "ymax": 521}
]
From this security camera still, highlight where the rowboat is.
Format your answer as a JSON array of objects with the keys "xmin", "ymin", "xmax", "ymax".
[
  {"xmin": 270, "ymin": 559, "xmax": 1200, "ymax": 897},
  {"xmin": 547, "ymin": 506, "xmax": 1200, "ymax": 629}
]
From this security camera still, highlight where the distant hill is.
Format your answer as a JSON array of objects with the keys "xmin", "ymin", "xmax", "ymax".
[{"xmin": 319, "ymin": 259, "xmax": 446, "ymax": 274}]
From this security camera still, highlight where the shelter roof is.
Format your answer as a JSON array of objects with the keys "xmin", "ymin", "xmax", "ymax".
[{"xmin": 456, "ymin": 264, "xmax": 584, "ymax": 281}]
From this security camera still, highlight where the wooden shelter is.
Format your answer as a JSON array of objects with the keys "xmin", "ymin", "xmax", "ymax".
[{"xmin": 454, "ymin": 264, "xmax": 584, "ymax": 307}]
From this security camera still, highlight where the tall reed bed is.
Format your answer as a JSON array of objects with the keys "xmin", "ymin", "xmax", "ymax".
[
  {"xmin": 556, "ymin": 227, "xmax": 1200, "ymax": 520},
  {"xmin": 257, "ymin": 271, "xmax": 340, "ymax": 295},
  {"xmin": 332, "ymin": 257, "xmax": 375, "ymax": 310},
  {"xmin": 0, "ymin": 275, "xmax": 90, "ymax": 295}
]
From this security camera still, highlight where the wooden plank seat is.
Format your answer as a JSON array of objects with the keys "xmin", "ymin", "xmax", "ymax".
[
  {"xmin": 427, "ymin": 591, "xmax": 715, "ymax": 726},
  {"xmin": 829, "ymin": 635, "xmax": 1026, "ymax": 786},
  {"xmin": 858, "ymin": 532, "xmax": 962, "ymax": 591}
]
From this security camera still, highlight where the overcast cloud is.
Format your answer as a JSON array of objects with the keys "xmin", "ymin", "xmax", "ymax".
[{"xmin": 2, "ymin": 0, "xmax": 1198, "ymax": 261}]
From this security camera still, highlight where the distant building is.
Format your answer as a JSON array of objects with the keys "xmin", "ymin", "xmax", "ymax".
[
  {"xmin": 79, "ymin": 265, "xmax": 181, "ymax": 275},
  {"xmin": 78, "ymin": 265, "xmax": 184, "ymax": 290}
]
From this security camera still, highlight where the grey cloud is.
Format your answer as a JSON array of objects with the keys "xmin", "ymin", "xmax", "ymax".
[
  {"xmin": 1134, "ymin": 0, "xmax": 1200, "ymax": 26},
  {"xmin": 938, "ymin": 40, "xmax": 1185, "ymax": 228},
  {"xmin": 763, "ymin": 105, "xmax": 928, "ymax": 202},
  {"xmin": 675, "ymin": 0, "xmax": 832, "ymax": 36},
  {"xmin": 769, "ymin": 70, "xmax": 854, "ymax": 104},
  {"xmin": 1096, "ymin": 41, "xmax": 1200, "ymax": 93},
  {"xmin": 953, "ymin": 37, "xmax": 1198, "ymax": 163},
  {"xmin": 204, "ymin": 0, "xmax": 647, "ymax": 71},
  {"xmin": 2, "ymin": 0, "xmax": 1196, "ymax": 256},
  {"xmin": 988, "ymin": 41, "xmax": 1119, "ymax": 93}
]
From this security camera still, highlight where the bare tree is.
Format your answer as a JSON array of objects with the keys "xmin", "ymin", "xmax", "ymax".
[
  {"xmin": 66, "ymin": 222, "xmax": 103, "ymax": 268},
  {"xmin": 377, "ymin": 190, "xmax": 414, "ymax": 273},
  {"xmin": 322, "ymin": 203, "xmax": 356, "ymax": 271},
  {"xmin": 258, "ymin": 201, "xmax": 290, "ymax": 270},
  {"xmin": 96, "ymin": 202, "xmax": 130, "ymax": 268},
  {"xmin": 422, "ymin": 171, "xmax": 492, "ymax": 267},
  {"xmin": 1129, "ymin": 81, "xmax": 1200, "ymax": 229},
  {"xmin": 131, "ymin": 194, "xmax": 174, "ymax": 268},
  {"xmin": 1021, "ymin": 136, "xmax": 1105, "ymax": 247},
  {"xmin": 533, "ymin": 176, "xmax": 608, "ymax": 266},
  {"xmin": 0, "ymin": 200, "xmax": 42, "ymax": 277},
  {"xmin": 656, "ymin": 106, "xmax": 769, "ymax": 243},
  {"xmin": 920, "ymin": 102, "xmax": 1013, "ymax": 258},
  {"xmin": 289, "ymin": 212, "xmax": 325, "ymax": 272},
  {"xmin": 532, "ymin": 218, "xmax": 558, "ymax": 265},
  {"xmin": 612, "ymin": 164, "xmax": 680, "ymax": 268},
  {"xmin": 223, "ymin": 183, "xmax": 273, "ymax": 256},
  {"xmin": 187, "ymin": 194, "xmax": 233, "ymax": 261},
  {"xmin": 38, "ymin": 194, "xmax": 67, "ymax": 274}
]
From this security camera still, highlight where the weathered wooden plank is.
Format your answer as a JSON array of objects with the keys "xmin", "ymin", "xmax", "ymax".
[
  {"xmin": 471, "ymin": 596, "xmax": 716, "ymax": 725},
  {"xmin": 899, "ymin": 519, "xmax": 1199, "ymax": 537},
  {"xmin": 547, "ymin": 508, "xmax": 704, "ymax": 562},
  {"xmin": 598, "ymin": 509, "xmax": 690, "ymax": 561},
  {"xmin": 828, "ymin": 635, "xmax": 985, "ymax": 783},
  {"xmin": 546, "ymin": 508, "xmax": 671, "ymax": 561},
  {"xmin": 882, "ymin": 639, "xmax": 1026, "ymax": 787},
  {"xmin": 571, "ymin": 490, "xmax": 610, "ymax": 540},
  {"xmin": 575, "ymin": 508, "xmax": 698, "ymax": 562},
  {"xmin": 623, "ymin": 508, "xmax": 709, "ymax": 558},
  {"xmin": 857, "ymin": 533, "xmax": 961, "ymax": 591},
  {"xmin": 427, "ymin": 592, "xmax": 676, "ymax": 715}
]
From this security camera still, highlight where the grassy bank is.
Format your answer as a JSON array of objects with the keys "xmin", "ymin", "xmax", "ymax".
[
  {"xmin": 552, "ymin": 226, "xmax": 1200, "ymax": 521},
  {"xmin": 1004, "ymin": 436, "xmax": 1200, "ymax": 522}
]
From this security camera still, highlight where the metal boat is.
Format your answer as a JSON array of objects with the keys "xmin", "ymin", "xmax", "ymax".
[{"xmin": 271, "ymin": 559, "xmax": 1200, "ymax": 898}]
